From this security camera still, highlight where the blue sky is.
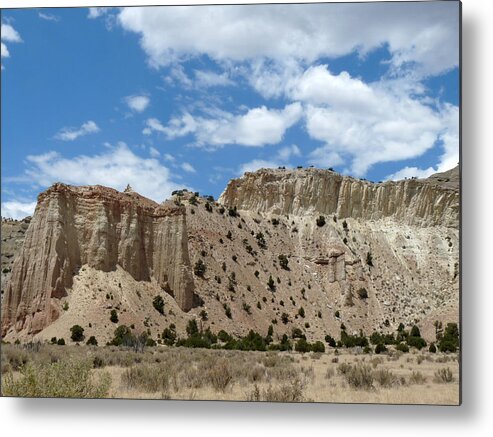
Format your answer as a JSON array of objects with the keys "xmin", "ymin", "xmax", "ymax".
[{"xmin": 1, "ymin": 2, "xmax": 459, "ymax": 219}]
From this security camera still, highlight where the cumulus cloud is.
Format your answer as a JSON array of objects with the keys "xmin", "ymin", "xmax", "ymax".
[
  {"xmin": 270, "ymin": 65, "xmax": 457, "ymax": 176},
  {"xmin": 145, "ymin": 103, "xmax": 302, "ymax": 149},
  {"xmin": 54, "ymin": 120, "xmax": 100, "ymax": 141},
  {"xmin": 238, "ymin": 144, "xmax": 301, "ymax": 174},
  {"xmin": 117, "ymin": 3, "xmax": 458, "ymax": 76},
  {"xmin": 15, "ymin": 143, "xmax": 182, "ymax": 202},
  {"xmin": 1, "ymin": 23, "xmax": 22, "ymax": 62},
  {"xmin": 125, "ymin": 94, "xmax": 150, "ymax": 113},
  {"xmin": 1, "ymin": 24, "xmax": 22, "ymax": 42},
  {"xmin": 1, "ymin": 201, "xmax": 36, "ymax": 220}
]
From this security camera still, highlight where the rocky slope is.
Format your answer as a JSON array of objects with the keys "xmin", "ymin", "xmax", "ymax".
[{"xmin": 1, "ymin": 167, "xmax": 459, "ymax": 344}]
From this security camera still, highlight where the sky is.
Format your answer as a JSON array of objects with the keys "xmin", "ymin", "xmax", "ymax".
[{"xmin": 1, "ymin": 2, "xmax": 460, "ymax": 219}]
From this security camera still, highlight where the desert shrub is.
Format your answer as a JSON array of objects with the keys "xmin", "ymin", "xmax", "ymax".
[
  {"xmin": 110, "ymin": 309, "xmax": 118, "ymax": 323},
  {"xmin": 194, "ymin": 259, "xmax": 206, "ymax": 277},
  {"xmin": 375, "ymin": 343, "xmax": 387, "ymax": 354},
  {"xmin": 267, "ymin": 275, "xmax": 276, "ymax": 291},
  {"xmin": 325, "ymin": 335, "xmax": 336, "ymax": 347},
  {"xmin": 434, "ymin": 367, "xmax": 454, "ymax": 383},
  {"xmin": 248, "ymin": 377, "xmax": 305, "ymax": 402},
  {"xmin": 357, "ymin": 288, "xmax": 368, "ymax": 299},
  {"xmin": 409, "ymin": 371, "xmax": 427, "ymax": 385},
  {"xmin": 122, "ymin": 364, "xmax": 170, "ymax": 393},
  {"xmin": 438, "ymin": 323, "xmax": 459, "ymax": 353},
  {"xmin": 86, "ymin": 336, "xmax": 98, "ymax": 346},
  {"xmin": 312, "ymin": 341, "xmax": 325, "ymax": 353},
  {"xmin": 278, "ymin": 254, "xmax": 289, "ymax": 270},
  {"xmin": 242, "ymin": 302, "xmax": 252, "ymax": 314},
  {"xmin": 256, "ymin": 232, "xmax": 267, "ymax": 249},
  {"xmin": 223, "ymin": 304, "xmax": 232, "ymax": 319},
  {"xmin": 316, "ymin": 215, "xmax": 326, "ymax": 227},
  {"xmin": 410, "ymin": 325, "xmax": 421, "ymax": 337},
  {"xmin": 366, "ymin": 252, "xmax": 373, "ymax": 267},
  {"xmin": 429, "ymin": 343, "xmax": 437, "ymax": 353},
  {"xmin": 70, "ymin": 325, "xmax": 85, "ymax": 342},
  {"xmin": 185, "ymin": 319, "xmax": 198, "ymax": 337},
  {"xmin": 406, "ymin": 336, "xmax": 427, "ymax": 350},
  {"xmin": 2, "ymin": 360, "xmax": 111, "ymax": 398},
  {"xmin": 298, "ymin": 307, "xmax": 305, "ymax": 318},
  {"xmin": 295, "ymin": 338, "xmax": 311, "ymax": 353},
  {"xmin": 57, "ymin": 338, "xmax": 66, "ymax": 346},
  {"xmin": 162, "ymin": 326, "xmax": 177, "ymax": 346},
  {"xmin": 206, "ymin": 358, "xmax": 232, "ymax": 391},
  {"xmin": 373, "ymin": 368, "xmax": 397, "ymax": 388},
  {"xmin": 291, "ymin": 328, "xmax": 305, "ymax": 339},
  {"xmin": 281, "ymin": 313, "xmax": 289, "ymax": 324},
  {"xmin": 111, "ymin": 325, "xmax": 136, "ymax": 346},
  {"xmin": 325, "ymin": 367, "xmax": 335, "ymax": 379},
  {"xmin": 340, "ymin": 330, "xmax": 368, "ymax": 348},
  {"xmin": 217, "ymin": 330, "xmax": 232, "ymax": 343},
  {"xmin": 199, "ymin": 310, "xmax": 208, "ymax": 321},
  {"xmin": 344, "ymin": 363, "xmax": 374, "ymax": 390},
  {"xmin": 145, "ymin": 338, "xmax": 157, "ymax": 347},
  {"xmin": 152, "ymin": 295, "xmax": 165, "ymax": 315},
  {"xmin": 395, "ymin": 343, "xmax": 409, "ymax": 353}
]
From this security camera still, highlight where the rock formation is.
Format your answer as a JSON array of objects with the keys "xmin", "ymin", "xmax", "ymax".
[
  {"xmin": 1, "ymin": 166, "xmax": 459, "ymax": 343},
  {"xmin": 219, "ymin": 167, "xmax": 459, "ymax": 228},
  {"xmin": 1, "ymin": 183, "xmax": 195, "ymax": 337}
]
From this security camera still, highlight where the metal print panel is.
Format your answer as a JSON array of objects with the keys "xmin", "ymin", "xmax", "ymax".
[{"xmin": 0, "ymin": 1, "xmax": 461, "ymax": 405}]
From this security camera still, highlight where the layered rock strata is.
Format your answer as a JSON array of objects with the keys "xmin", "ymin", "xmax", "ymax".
[
  {"xmin": 219, "ymin": 167, "xmax": 459, "ymax": 228},
  {"xmin": 1, "ymin": 183, "xmax": 195, "ymax": 336}
]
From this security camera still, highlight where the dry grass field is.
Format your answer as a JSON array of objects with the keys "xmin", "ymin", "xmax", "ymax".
[{"xmin": 0, "ymin": 343, "xmax": 459, "ymax": 404}]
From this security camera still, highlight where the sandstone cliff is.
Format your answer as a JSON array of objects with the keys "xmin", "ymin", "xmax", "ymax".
[
  {"xmin": 1, "ymin": 166, "xmax": 459, "ymax": 344},
  {"xmin": 219, "ymin": 167, "xmax": 459, "ymax": 228},
  {"xmin": 1, "ymin": 183, "xmax": 195, "ymax": 337}
]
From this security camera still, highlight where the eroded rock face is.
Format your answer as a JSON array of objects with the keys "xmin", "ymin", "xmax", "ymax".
[
  {"xmin": 219, "ymin": 167, "xmax": 459, "ymax": 228},
  {"xmin": 1, "ymin": 183, "xmax": 195, "ymax": 336}
]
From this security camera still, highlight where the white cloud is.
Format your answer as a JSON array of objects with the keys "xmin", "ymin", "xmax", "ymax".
[
  {"xmin": 147, "ymin": 103, "xmax": 302, "ymax": 149},
  {"xmin": 54, "ymin": 120, "xmax": 100, "ymax": 141},
  {"xmin": 194, "ymin": 70, "xmax": 234, "ymax": 88},
  {"xmin": 1, "ymin": 23, "xmax": 22, "ymax": 62},
  {"xmin": 88, "ymin": 8, "xmax": 109, "ymax": 19},
  {"xmin": 18, "ymin": 143, "xmax": 182, "ymax": 202},
  {"xmin": 149, "ymin": 146, "xmax": 160, "ymax": 158},
  {"xmin": 277, "ymin": 65, "xmax": 456, "ymax": 176},
  {"xmin": 1, "ymin": 42, "xmax": 9, "ymax": 58},
  {"xmin": 164, "ymin": 65, "xmax": 234, "ymax": 89},
  {"xmin": 385, "ymin": 166, "xmax": 436, "ymax": 181},
  {"xmin": 181, "ymin": 162, "xmax": 196, "ymax": 173},
  {"xmin": 125, "ymin": 94, "xmax": 150, "ymax": 113},
  {"xmin": 1, "ymin": 24, "xmax": 22, "ymax": 43},
  {"xmin": 1, "ymin": 201, "xmax": 36, "ymax": 220},
  {"xmin": 238, "ymin": 144, "xmax": 301, "ymax": 175},
  {"xmin": 117, "ymin": 3, "xmax": 458, "ymax": 77},
  {"xmin": 163, "ymin": 153, "xmax": 175, "ymax": 162},
  {"xmin": 384, "ymin": 103, "xmax": 459, "ymax": 181},
  {"xmin": 38, "ymin": 12, "xmax": 60, "ymax": 22}
]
